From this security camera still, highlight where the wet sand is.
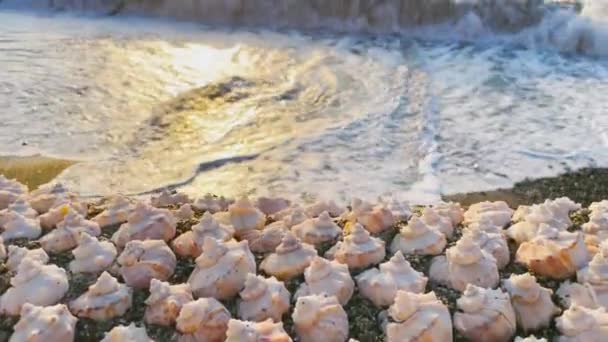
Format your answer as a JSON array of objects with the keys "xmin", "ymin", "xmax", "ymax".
[{"xmin": 0, "ymin": 155, "xmax": 75, "ymax": 190}]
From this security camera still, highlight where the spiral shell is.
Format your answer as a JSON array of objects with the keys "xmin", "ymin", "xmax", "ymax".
[
  {"xmin": 117, "ymin": 239, "xmax": 177, "ymax": 288},
  {"xmin": 41, "ymin": 212, "xmax": 101, "ymax": 253},
  {"xmin": 556, "ymin": 305, "xmax": 608, "ymax": 341},
  {"xmin": 292, "ymin": 211, "xmax": 341, "ymax": 245},
  {"xmin": 172, "ymin": 212, "xmax": 235, "ymax": 258},
  {"xmin": 325, "ymin": 223, "xmax": 385, "ymax": 270},
  {"xmin": 225, "ymin": 319, "xmax": 292, "ymax": 342},
  {"xmin": 176, "ymin": 298, "xmax": 231, "ymax": 342},
  {"xmin": 260, "ymin": 232, "xmax": 317, "ymax": 280},
  {"xmin": 144, "ymin": 279, "xmax": 193, "ymax": 326},
  {"xmin": 293, "ymin": 294, "xmax": 349, "ymax": 342},
  {"xmin": 92, "ymin": 195, "xmax": 134, "ymax": 228},
  {"xmin": 10, "ymin": 304, "xmax": 77, "ymax": 342},
  {"xmin": 295, "ymin": 256, "xmax": 354, "ymax": 306},
  {"xmin": 238, "ymin": 274, "xmax": 290, "ymax": 322},
  {"xmin": 69, "ymin": 233, "xmax": 117, "ymax": 273},
  {"xmin": 101, "ymin": 323, "xmax": 153, "ymax": 342},
  {"xmin": 69, "ymin": 271, "xmax": 133, "ymax": 321},
  {"xmin": 111, "ymin": 202, "xmax": 176, "ymax": 248},
  {"xmin": 390, "ymin": 215, "xmax": 446, "ymax": 256},
  {"xmin": 150, "ymin": 189, "xmax": 190, "ymax": 208}
]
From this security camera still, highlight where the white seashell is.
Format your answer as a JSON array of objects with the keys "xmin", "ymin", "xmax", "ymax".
[
  {"xmin": 260, "ymin": 231, "xmax": 316, "ymax": 280},
  {"xmin": 454, "ymin": 284, "xmax": 516, "ymax": 342},
  {"xmin": 295, "ymin": 256, "xmax": 354, "ymax": 306},
  {"xmin": 172, "ymin": 212, "xmax": 235, "ymax": 258},
  {"xmin": 144, "ymin": 279, "xmax": 193, "ymax": 326},
  {"xmin": 28, "ymin": 183, "xmax": 72, "ymax": 214},
  {"xmin": 0, "ymin": 258, "xmax": 69, "ymax": 315},
  {"xmin": 356, "ymin": 251, "xmax": 427, "ymax": 307},
  {"xmin": 463, "ymin": 201, "xmax": 513, "ymax": 228},
  {"xmin": 429, "ymin": 235, "xmax": 499, "ymax": 291},
  {"xmin": 10, "ymin": 304, "xmax": 77, "ymax": 342},
  {"xmin": 150, "ymin": 189, "xmax": 190, "ymax": 208},
  {"xmin": 272, "ymin": 204, "xmax": 309, "ymax": 228},
  {"xmin": 69, "ymin": 271, "xmax": 132, "ymax": 320},
  {"xmin": 555, "ymin": 305, "xmax": 608, "ymax": 341},
  {"xmin": 101, "ymin": 323, "xmax": 153, "ymax": 342},
  {"xmin": 292, "ymin": 211, "xmax": 341, "ymax": 245},
  {"xmin": 69, "ymin": 233, "xmax": 116, "ymax": 274},
  {"xmin": 432, "ymin": 201, "xmax": 465, "ymax": 226},
  {"xmin": 111, "ymin": 202, "xmax": 176, "ymax": 248},
  {"xmin": 502, "ymin": 273, "xmax": 560, "ymax": 332},
  {"xmin": 0, "ymin": 212, "xmax": 41, "ymax": 241},
  {"xmin": 238, "ymin": 274, "xmax": 290, "ymax": 322},
  {"xmin": 0, "ymin": 198, "xmax": 37, "ymax": 227},
  {"xmin": 0, "ymin": 175, "xmax": 27, "ymax": 210},
  {"xmin": 345, "ymin": 198, "xmax": 395, "ymax": 234},
  {"xmin": 385, "ymin": 290, "xmax": 453, "ymax": 342},
  {"xmin": 420, "ymin": 207, "xmax": 454, "ymax": 237},
  {"xmin": 92, "ymin": 195, "xmax": 134, "ymax": 228},
  {"xmin": 466, "ymin": 214, "xmax": 506, "ymax": 232},
  {"xmin": 39, "ymin": 202, "xmax": 86, "ymax": 230},
  {"xmin": 577, "ymin": 240, "xmax": 608, "ymax": 307},
  {"xmin": 557, "ymin": 281, "xmax": 600, "ymax": 309},
  {"xmin": 589, "ymin": 200, "xmax": 608, "ymax": 214},
  {"xmin": 293, "ymin": 294, "xmax": 348, "ymax": 342},
  {"xmin": 240, "ymin": 221, "xmax": 287, "ymax": 254},
  {"xmin": 228, "ymin": 197, "xmax": 265, "ymax": 236},
  {"xmin": 390, "ymin": 215, "xmax": 446, "ymax": 256},
  {"xmin": 174, "ymin": 203, "xmax": 194, "ymax": 221},
  {"xmin": 192, "ymin": 194, "xmax": 233, "ymax": 214},
  {"xmin": 117, "ymin": 239, "xmax": 176, "ymax": 288},
  {"xmin": 0, "ymin": 237, "xmax": 5, "ymax": 261},
  {"xmin": 40, "ymin": 212, "xmax": 101, "ymax": 253},
  {"xmin": 378, "ymin": 196, "xmax": 412, "ymax": 222},
  {"xmin": 507, "ymin": 198, "xmax": 581, "ymax": 244},
  {"xmin": 255, "ymin": 197, "xmax": 291, "ymax": 216},
  {"xmin": 188, "ymin": 237, "xmax": 255, "ymax": 299},
  {"xmin": 225, "ymin": 319, "xmax": 292, "ymax": 342},
  {"xmin": 514, "ymin": 336, "xmax": 548, "ymax": 342},
  {"xmin": 583, "ymin": 209, "xmax": 608, "ymax": 254},
  {"xmin": 176, "ymin": 298, "xmax": 231, "ymax": 342},
  {"xmin": 325, "ymin": 223, "xmax": 385, "ymax": 269},
  {"xmin": 6, "ymin": 245, "xmax": 48, "ymax": 271},
  {"xmin": 463, "ymin": 229, "xmax": 510, "ymax": 269},
  {"xmin": 516, "ymin": 224, "xmax": 589, "ymax": 279},
  {"xmin": 304, "ymin": 200, "xmax": 345, "ymax": 218}
]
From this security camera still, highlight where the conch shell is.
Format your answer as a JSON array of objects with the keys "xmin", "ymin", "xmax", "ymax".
[
  {"xmin": 420, "ymin": 207, "xmax": 454, "ymax": 237},
  {"xmin": 356, "ymin": 251, "xmax": 427, "ymax": 307},
  {"xmin": 325, "ymin": 223, "xmax": 385, "ymax": 270},
  {"xmin": 101, "ymin": 323, "xmax": 153, "ymax": 342},
  {"xmin": 0, "ymin": 237, "xmax": 5, "ymax": 261},
  {"xmin": 192, "ymin": 194, "xmax": 233, "ymax": 213},
  {"xmin": 238, "ymin": 274, "xmax": 290, "ymax": 322},
  {"xmin": 0, "ymin": 258, "xmax": 69, "ymax": 315},
  {"xmin": 429, "ymin": 235, "xmax": 499, "ymax": 291},
  {"xmin": 589, "ymin": 200, "xmax": 608, "ymax": 213},
  {"xmin": 502, "ymin": 273, "xmax": 560, "ymax": 332},
  {"xmin": 305, "ymin": 200, "xmax": 345, "ymax": 218},
  {"xmin": 225, "ymin": 319, "xmax": 292, "ymax": 342},
  {"xmin": 229, "ymin": 197, "xmax": 265, "ymax": 236},
  {"xmin": 0, "ymin": 198, "xmax": 37, "ymax": 227},
  {"xmin": 69, "ymin": 233, "xmax": 117, "ymax": 273},
  {"xmin": 174, "ymin": 203, "xmax": 195, "ymax": 221},
  {"xmin": 385, "ymin": 290, "xmax": 453, "ymax": 342},
  {"xmin": 188, "ymin": 237, "xmax": 256, "ymax": 299},
  {"xmin": 28, "ymin": 183, "xmax": 76, "ymax": 214},
  {"xmin": 112, "ymin": 202, "xmax": 176, "ymax": 248},
  {"xmin": 378, "ymin": 196, "xmax": 412, "ymax": 222},
  {"xmin": 454, "ymin": 284, "xmax": 516, "ymax": 342},
  {"xmin": 144, "ymin": 279, "xmax": 193, "ymax": 326},
  {"xmin": 555, "ymin": 305, "xmax": 608, "ymax": 341},
  {"xmin": 0, "ymin": 175, "xmax": 27, "ymax": 210},
  {"xmin": 176, "ymin": 298, "xmax": 231, "ymax": 342},
  {"xmin": 69, "ymin": 271, "xmax": 133, "ymax": 320},
  {"xmin": 117, "ymin": 239, "xmax": 177, "ymax": 288},
  {"xmin": 514, "ymin": 337, "xmax": 547, "ymax": 342},
  {"xmin": 583, "ymin": 209, "xmax": 608, "ymax": 254},
  {"xmin": 292, "ymin": 211, "xmax": 341, "ymax": 245},
  {"xmin": 39, "ymin": 202, "xmax": 87, "ymax": 230},
  {"xmin": 272, "ymin": 204, "xmax": 309, "ymax": 228},
  {"xmin": 577, "ymin": 240, "xmax": 608, "ymax": 307},
  {"xmin": 344, "ymin": 198, "xmax": 394, "ymax": 234},
  {"xmin": 557, "ymin": 281, "xmax": 600, "ymax": 309},
  {"xmin": 295, "ymin": 256, "xmax": 354, "ymax": 306},
  {"xmin": 0, "ymin": 212, "xmax": 41, "ymax": 242},
  {"xmin": 240, "ymin": 220, "xmax": 287, "ymax": 254},
  {"xmin": 292, "ymin": 294, "xmax": 349, "ymax": 342},
  {"xmin": 150, "ymin": 189, "xmax": 190, "ymax": 207},
  {"xmin": 463, "ymin": 201, "xmax": 513, "ymax": 228},
  {"xmin": 432, "ymin": 201, "xmax": 465, "ymax": 226},
  {"xmin": 92, "ymin": 195, "xmax": 134, "ymax": 228},
  {"xmin": 40, "ymin": 212, "xmax": 101, "ymax": 253},
  {"xmin": 10, "ymin": 304, "xmax": 77, "ymax": 342},
  {"xmin": 516, "ymin": 224, "xmax": 589, "ymax": 279},
  {"xmin": 172, "ymin": 212, "xmax": 235, "ymax": 258},
  {"xmin": 463, "ymin": 228, "xmax": 510, "ymax": 269},
  {"xmin": 255, "ymin": 197, "xmax": 291, "ymax": 216},
  {"xmin": 6, "ymin": 245, "xmax": 48, "ymax": 271},
  {"xmin": 389, "ymin": 215, "xmax": 446, "ymax": 256},
  {"xmin": 260, "ymin": 232, "xmax": 317, "ymax": 280}
]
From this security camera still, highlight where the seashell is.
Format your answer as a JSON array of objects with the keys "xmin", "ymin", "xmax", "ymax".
[
  {"xmin": 463, "ymin": 228, "xmax": 510, "ymax": 269},
  {"xmin": 557, "ymin": 281, "xmax": 600, "ymax": 309},
  {"xmin": 150, "ymin": 189, "xmax": 190, "ymax": 208},
  {"xmin": 272, "ymin": 204, "xmax": 309, "ymax": 228},
  {"xmin": 0, "ymin": 258, "xmax": 69, "ymax": 315},
  {"xmin": 40, "ymin": 212, "xmax": 101, "ymax": 253},
  {"xmin": 0, "ymin": 175, "xmax": 27, "ymax": 210},
  {"xmin": 144, "ymin": 279, "xmax": 193, "ymax": 326},
  {"xmin": 514, "ymin": 336, "xmax": 548, "ymax": 342},
  {"xmin": 172, "ymin": 212, "xmax": 235, "ymax": 258},
  {"xmin": 92, "ymin": 195, "xmax": 134, "ymax": 228},
  {"xmin": 229, "ymin": 197, "xmax": 265, "ymax": 236},
  {"xmin": 325, "ymin": 223, "xmax": 385, "ymax": 270},
  {"xmin": 101, "ymin": 323, "xmax": 153, "ymax": 342},
  {"xmin": 292, "ymin": 294, "xmax": 349, "ymax": 342},
  {"xmin": 463, "ymin": 201, "xmax": 513, "ymax": 228},
  {"xmin": 378, "ymin": 196, "xmax": 412, "ymax": 222},
  {"xmin": 502, "ymin": 273, "xmax": 560, "ymax": 332},
  {"xmin": 176, "ymin": 298, "xmax": 231, "ymax": 342},
  {"xmin": 225, "ymin": 319, "xmax": 292, "ymax": 342},
  {"xmin": 577, "ymin": 240, "xmax": 608, "ymax": 307},
  {"xmin": 420, "ymin": 207, "xmax": 454, "ymax": 237},
  {"xmin": 69, "ymin": 271, "xmax": 132, "ymax": 320},
  {"xmin": 432, "ymin": 201, "xmax": 465, "ymax": 226},
  {"xmin": 429, "ymin": 235, "xmax": 499, "ymax": 291},
  {"xmin": 0, "ymin": 237, "xmax": 5, "ymax": 261},
  {"xmin": 117, "ymin": 239, "xmax": 176, "ymax": 288},
  {"xmin": 516, "ymin": 224, "xmax": 589, "ymax": 279},
  {"xmin": 454, "ymin": 284, "xmax": 516, "ymax": 342},
  {"xmin": 0, "ymin": 212, "xmax": 41, "ymax": 242},
  {"xmin": 390, "ymin": 215, "xmax": 446, "ymax": 256},
  {"xmin": 240, "ymin": 220, "xmax": 287, "ymax": 254},
  {"xmin": 255, "ymin": 197, "xmax": 291, "ymax": 216},
  {"xmin": 555, "ymin": 305, "xmax": 608, "ymax": 341},
  {"xmin": 295, "ymin": 256, "xmax": 354, "ymax": 306},
  {"xmin": 111, "ymin": 202, "xmax": 176, "ymax": 248},
  {"xmin": 260, "ymin": 232, "xmax": 316, "ymax": 280},
  {"xmin": 238, "ymin": 273, "xmax": 290, "ymax": 322},
  {"xmin": 0, "ymin": 198, "xmax": 37, "ymax": 227},
  {"xmin": 385, "ymin": 290, "xmax": 453, "ymax": 342},
  {"xmin": 304, "ymin": 200, "xmax": 345, "ymax": 218},
  {"xmin": 507, "ymin": 198, "xmax": 581, "ymax": 244},
  {"xmin": 6, "ymin": 245, "xmax": 48, "ymax": 271},
  {"xmin": 28, "ymin": 182, "xmax": 71, "ymax": 213},
  {"xmin": 69, "ymin": 233, "xmax": 116, "ymax": 273},
  {"xmin": 292, "ymin": 211, "xmax": 341, "ymax": 245},
  {"xmin": 356, "ymin": 251, "xmax": 427, "ymax": 307},
  {"xmin": 582, "ymin": 209, "xmax": 608, "ymax": 254},
  {"xmin": 188, "ymin": 237, "xmax": 256, "ymax": 299},
  {"xmin": 39, "ymin": 202, "xmax": 87, "ymax": 230},
  {"xmin": 589, "ymin": 200, "xmax": 608, "ymax": 214},
  {"xmin": 192, "ymin": 194, "xmax": 233, "ymax": 213},
  {"xmin": 344, "ymin": 198, "xmax": 394, "ymax": 234},
  {"xmin": 174, "ymin": 203, "xmax": 194, "ymax": 221},
  {"xmin": 10, "ymin": 303, "xmax": 77, "ymax": 342}
]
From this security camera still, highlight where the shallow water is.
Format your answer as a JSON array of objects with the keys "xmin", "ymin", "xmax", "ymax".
[{"xmin": 1, "ymin": 8, "xmax": 608, "ymax": 203}]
